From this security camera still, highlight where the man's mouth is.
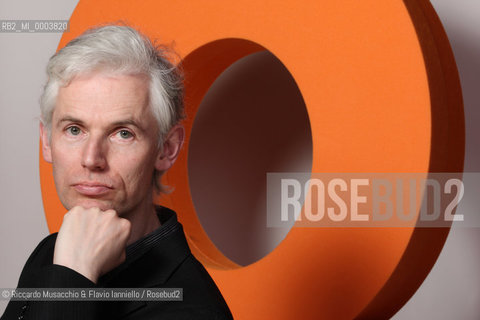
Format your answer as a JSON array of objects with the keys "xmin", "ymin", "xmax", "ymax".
[{"xmin": 73, "ymin": 183, "xmax": 113, "ymax": 196}]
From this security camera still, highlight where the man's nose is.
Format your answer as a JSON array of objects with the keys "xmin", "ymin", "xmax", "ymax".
[{"xmin": 81, "ymin": 135, "xmax": 107, "ymax": 171}]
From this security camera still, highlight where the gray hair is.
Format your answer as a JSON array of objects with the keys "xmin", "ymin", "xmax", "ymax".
[{"xmin": 40, "ymin": 24, "xmax": 185, "ymax": 192}]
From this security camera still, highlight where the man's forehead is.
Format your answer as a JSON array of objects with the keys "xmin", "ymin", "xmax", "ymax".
[{"xmin": 53, "ymin": 73, "xmax": 151, "ymax": 126}]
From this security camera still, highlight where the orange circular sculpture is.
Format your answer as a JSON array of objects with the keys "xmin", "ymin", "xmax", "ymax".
[{"xmin": 39, "ymin": 0, "xmax": 464, "ymax": 319}]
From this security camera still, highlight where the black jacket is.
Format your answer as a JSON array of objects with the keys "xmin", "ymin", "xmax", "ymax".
[{"xmin": 1, "ymin": 209, "xmax": 233, "ymax": 320}]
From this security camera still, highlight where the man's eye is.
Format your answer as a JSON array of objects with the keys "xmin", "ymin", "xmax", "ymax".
[
  {"xmin": 118, "ymin": 130, "xmax": 133, "ymax": 139},
  {"xmin": 66, "ymin": 126, "xmax": 81, "ymax": 136}
]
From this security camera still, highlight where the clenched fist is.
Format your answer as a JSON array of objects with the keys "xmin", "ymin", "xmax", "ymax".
[{"xmin": 53, "ymin": 206, "xmax": 131, "ymax": 283}]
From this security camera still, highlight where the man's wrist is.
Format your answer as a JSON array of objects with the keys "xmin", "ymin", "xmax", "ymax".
[{"xmin": 52, "ymin": 260, "xmax": 99, "ymax": 284}]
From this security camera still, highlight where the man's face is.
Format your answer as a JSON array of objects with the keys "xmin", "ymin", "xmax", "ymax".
[{"xmin": 41, "ymin": 73, "xmax": 163, "ymax": 217}]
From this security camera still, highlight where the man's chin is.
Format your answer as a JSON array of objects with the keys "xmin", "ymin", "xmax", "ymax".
[{"xmin": 67, "ymin": 199, "xmax": 115, "ymax": 212}]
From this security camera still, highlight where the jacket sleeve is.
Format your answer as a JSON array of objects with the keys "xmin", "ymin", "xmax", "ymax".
[{"xmin": 1, "ymin": 234, "xmax": 99, "ymax": 320}]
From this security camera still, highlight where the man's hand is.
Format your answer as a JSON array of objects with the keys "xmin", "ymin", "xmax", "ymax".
[{"xmin": 53, "ymin": 206, "xmax": 131, "ymax": 283}]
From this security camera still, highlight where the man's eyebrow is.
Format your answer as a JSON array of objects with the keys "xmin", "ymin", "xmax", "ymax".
[
  {"xmin": 57, "ymin": 116, "xmax": 144, "ymax": 130},
  {"xmin": 111, "ymin": 119, "xmax": 144, "ymax": 130},
  {"xmin": 57, "ymin": 116, "xmax": 84, "ymax": 126}
]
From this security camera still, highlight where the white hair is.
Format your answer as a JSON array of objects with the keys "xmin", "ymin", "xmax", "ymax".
[{"xmin": 40, "ymin": 24, "xmax": 184, "ymax": 192}]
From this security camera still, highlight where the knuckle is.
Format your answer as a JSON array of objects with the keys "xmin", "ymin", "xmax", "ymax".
[
  {"xmin": 89, "ymin": 207, "xmax": 101, "ymax": 214},
  {"xmin": 104, "ymin": 209, "xmax": 116, "ymax": 217},
  {"xmin": 120, "ymin": 218, "xmax": 131, "ymax": 230},
  {"xmin": 68, "ymin": 206, "xmax": 80, "ymax": 215}
]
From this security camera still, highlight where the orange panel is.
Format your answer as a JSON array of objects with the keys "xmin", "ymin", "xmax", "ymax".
[{"xmin": 39, "ymin": 0, "xmax": 464, "ymax": 319}]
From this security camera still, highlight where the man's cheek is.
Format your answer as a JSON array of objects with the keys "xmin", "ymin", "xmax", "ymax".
[{"xmin": 125, "ymin": 168, "xmax": 148, "ymax": 192}]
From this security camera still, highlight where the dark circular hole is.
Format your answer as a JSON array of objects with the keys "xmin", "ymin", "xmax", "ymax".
[{"xmin": 188, "ymin": 47, "xmax": 312, "ymax": 266}]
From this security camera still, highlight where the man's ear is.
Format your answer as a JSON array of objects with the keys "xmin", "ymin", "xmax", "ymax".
[
  {"xmin": 40, "ymin": 122, "xmax": 52, "ymax": 163},
  {"xmin": 155, "ymin": 124, "xmax": 185, "ymax": 171}
]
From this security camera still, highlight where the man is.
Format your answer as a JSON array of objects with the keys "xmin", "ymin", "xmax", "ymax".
[{"xmin": 1, "ymin": 25, "xmax": 232, "ymax": 319}]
